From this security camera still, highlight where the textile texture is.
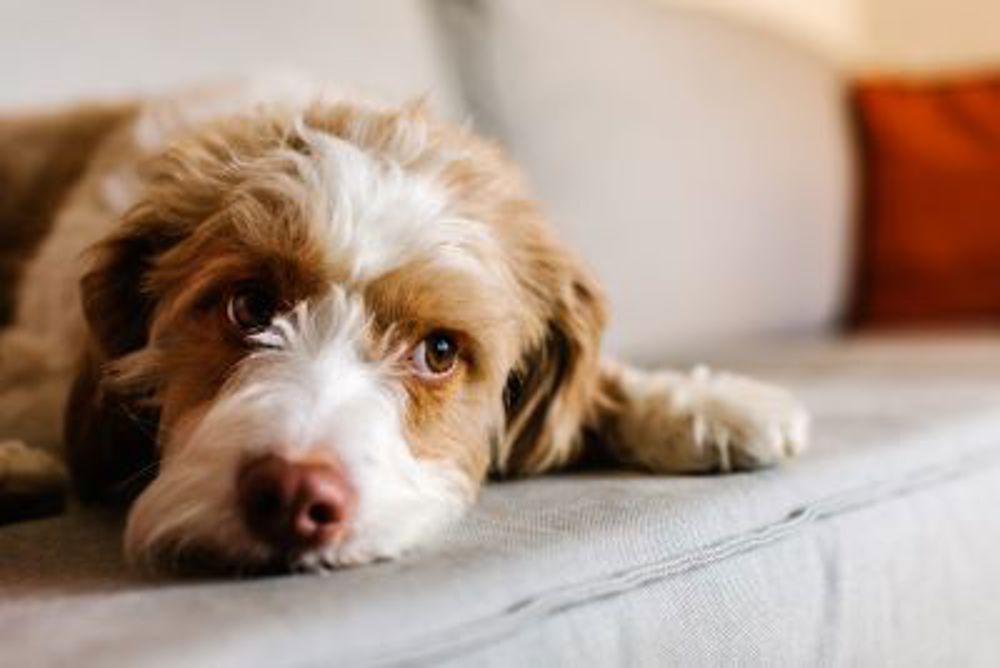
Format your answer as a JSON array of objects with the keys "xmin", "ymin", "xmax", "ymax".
[{"xmin": 2, "ymin": 335, "xmax": 999, "ymax": 667}]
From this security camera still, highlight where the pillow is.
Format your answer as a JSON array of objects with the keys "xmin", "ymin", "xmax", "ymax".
[
  {"xmin": 853, "ymin": 77, "xmax": 1000, "ymax": 326},
  {"xmin": 433, "ymin": 0, "xmax": 853, "ymax": 358}
]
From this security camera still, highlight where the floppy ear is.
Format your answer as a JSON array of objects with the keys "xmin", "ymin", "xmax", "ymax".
[
  {"xmin": 499, "ymin": 251, "xmax": 609, "ymax": 475},
  {"xmin": 64, "ymin": 351, "xmax": 160, "ymax": 503},
  {"xmin": 66, "ymin": 219, "xmax": 180, "ymax": 502},
  {"xmin": 79, "ymin": 218, "xmax": 181, "ymax": 360}
]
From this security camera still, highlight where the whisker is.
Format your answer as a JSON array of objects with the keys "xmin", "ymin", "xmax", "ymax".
[{"xmin": 112, "ymin": 459, "xmax": 161, "ymax": 493}]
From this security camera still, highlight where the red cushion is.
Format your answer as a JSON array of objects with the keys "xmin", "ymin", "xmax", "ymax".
[{"xmin": 852, "ymin": 77, "xmax": 1000, "ymax": 326}]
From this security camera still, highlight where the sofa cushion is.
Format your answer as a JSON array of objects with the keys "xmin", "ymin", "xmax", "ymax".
[
  {"xmin": 431, "ymin": 0, "xmax": 855, "ymax": 358},
  {"xmin": 3, "ymin": 334, "xmax": 1000, "ymax": 667},
  {"xmin": 0, "ymin": 0, "xmax": 463, "ymax": 119},
  {"xmin": 852, "ymin": 77, "xmax": 1000, "ymax": 326}
]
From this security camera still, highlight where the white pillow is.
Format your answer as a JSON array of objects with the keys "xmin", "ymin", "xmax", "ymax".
[{"xmin": 435, "ymin": 0, "xmax": 854, "ymax": 359}]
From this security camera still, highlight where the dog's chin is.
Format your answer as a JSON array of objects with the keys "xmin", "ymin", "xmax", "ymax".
[
  {"xmin": 122, "ymin": 498, "xmax": 270, "ymax": 576},
  {"xmin": 124, "ymin": 517, "xmax": 458, "ymax": 577},
  {"xmin": 123, "ymin": 463, "xmax": 472, "ymax": 577},
  {"xmin": 121, "ymin": 539, "xmax": 373, "ymax": 578}
]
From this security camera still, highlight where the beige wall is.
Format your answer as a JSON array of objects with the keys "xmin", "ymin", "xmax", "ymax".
[
  {"xmin": 866, "ymin": 0, "xmax": 1000, "ymax": 72},
  {"xmin": 663, "ymin": 0, "xmax": 1000, "ymax": 73},
  {"xmin": 664, "ymin": 0, "xmax": 865, "ymax": 63}
]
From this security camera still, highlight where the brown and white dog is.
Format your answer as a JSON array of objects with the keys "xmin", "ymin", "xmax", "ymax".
[{"xmin": 0, "ymin": 79, "xmax": 808, "ymax": 573}]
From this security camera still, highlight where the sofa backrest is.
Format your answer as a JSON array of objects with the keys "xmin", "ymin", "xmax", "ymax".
[
  {"xmin": 0, "ymin": 0, "xmax": 463, "ymax": 119},
  {"xmin": 433, "ymin": 0, "xmax": 856, "ymax": 360}
]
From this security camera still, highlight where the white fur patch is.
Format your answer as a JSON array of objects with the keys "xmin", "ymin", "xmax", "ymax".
[
  {"xmin": 125, "ymin": 291, "xmax": 470, "ymax": 570},
  {"xmin": 300, "ymin": 125, "xmax": 499, "ymax": 285}
]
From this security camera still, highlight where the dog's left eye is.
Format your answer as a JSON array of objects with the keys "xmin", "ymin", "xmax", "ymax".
[
  {"xmin": 226, "ymin": 288, "xmax": 276, "ymax": 333},
  {"xmin": 411, "ymin": 331, "xmax": 460, "ymax": 378}
]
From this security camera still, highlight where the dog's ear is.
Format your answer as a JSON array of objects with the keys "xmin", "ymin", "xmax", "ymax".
[
  {"xmin": 65, "ymin": 351, "xmax": 160, "ymax": 503},
  {"xmin": 67, "ymin": 217, "xmax": 181, "ymax": 502},
  {"xmin": 499, "ymin": 250, "xmax": 608, "ymax": 475},
  {"xmin": 80, "ymin": 217, "xmax": 181, "ymax": 359}
]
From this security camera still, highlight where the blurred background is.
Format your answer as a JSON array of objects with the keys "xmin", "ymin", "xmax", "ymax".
[
  {"xmin": 5, "ymin": 0, "xmax": 1000, "ymax": 105},
  {"xmin": 669, "ymin": 0, "xmax": 1000, "ymax": 72},
  {"xmin": 2, "ymin": 0, "xmax": 998, "ymax": 360}
]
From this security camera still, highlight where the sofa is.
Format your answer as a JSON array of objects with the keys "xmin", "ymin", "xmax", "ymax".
[{"xmin": 2, "ymin": 1, "xmax": 999, "ymax": 666}]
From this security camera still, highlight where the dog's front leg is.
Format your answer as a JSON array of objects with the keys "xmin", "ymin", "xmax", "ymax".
[{"xmin": 595, "ymin": 361, "xmax": 809, "ymax": 473}]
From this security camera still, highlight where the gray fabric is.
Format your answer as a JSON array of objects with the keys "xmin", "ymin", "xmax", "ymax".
[
  {"xmin": 3, "ymin": 334, "xmax": 1000, "ymax": 667},
  {"xmin": 432, "ymin": 0, "xmax": 855, "ymax": 358}
]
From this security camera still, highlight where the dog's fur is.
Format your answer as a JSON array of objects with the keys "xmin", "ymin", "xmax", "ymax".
[{"xmin": 0, "ymin": 79, "xmax": 808, "ymax": 573}]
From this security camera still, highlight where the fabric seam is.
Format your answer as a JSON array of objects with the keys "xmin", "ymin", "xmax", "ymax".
[{"xmin": 337, "ymin": 447, "xmax": 1000, "ymax": 668}]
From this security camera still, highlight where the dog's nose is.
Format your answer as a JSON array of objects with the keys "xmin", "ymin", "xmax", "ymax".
[{"xmin": 237, "ymin": 455, "xmax": 355, "ymax": 551}]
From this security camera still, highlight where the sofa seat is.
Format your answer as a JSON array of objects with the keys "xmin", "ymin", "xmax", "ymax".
[{"xmin": 3, "ymin": 334, "xmax": 1000, "ymax": 667}]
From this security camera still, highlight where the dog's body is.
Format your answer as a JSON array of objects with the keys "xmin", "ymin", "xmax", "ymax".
[{"xmin": 0, "ymin": 80, "xmax": 808, "ymax": 573}]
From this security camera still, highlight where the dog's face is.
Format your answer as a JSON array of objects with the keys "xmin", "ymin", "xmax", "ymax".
[{"xmin": 72, "ymin": 100, "xmax": 605, "ymax": 572}]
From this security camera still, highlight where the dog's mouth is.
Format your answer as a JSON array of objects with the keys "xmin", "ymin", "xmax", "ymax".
[
  {"xmin": 124, "ymin": 514, "xmax": 361, "ymax": 578},
  {"xmin": 155, "ymin": 547, "xmax": 283, "ymax": 578},
  {"xmin": 131, "ymin": 535, "xmax": 406, "ymax": 577},
  {"xmin": 124, "ymin": 530, "xmax": 346, "ymax": 577}
]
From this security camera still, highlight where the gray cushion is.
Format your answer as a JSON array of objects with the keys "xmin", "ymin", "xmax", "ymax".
[
  {"xmin": 3, "ymin": 335, "xmax": 1000, "ymax": 667},
  {"xmin": 432, "ymin": 0, "xmax": 855, "ymax": 358}
]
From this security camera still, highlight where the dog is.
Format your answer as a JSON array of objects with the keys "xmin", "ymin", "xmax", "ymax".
[{"xmin": 0, "ymin": 79, "xmax": 808, "ymax": 573}]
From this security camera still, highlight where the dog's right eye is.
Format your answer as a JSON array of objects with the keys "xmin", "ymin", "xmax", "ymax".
[{"xmin": 226, "ymin": 289, "xmax": 276, "ymax": 333}]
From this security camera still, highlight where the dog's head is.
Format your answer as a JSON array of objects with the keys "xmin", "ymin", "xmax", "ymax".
[{"xmin": 69, "ymin": 99, "xmax": 605, "ymax": 572}]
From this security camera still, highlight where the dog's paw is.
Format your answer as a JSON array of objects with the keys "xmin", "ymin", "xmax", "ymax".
[
  {"xmin": 681, "ymin": 366, "xmax": 809, "ymax": 470},
  {"xmin": 617, "ymin": 366, "xmax": 809, "ymax": 473},
  {"xmin": 0, "ymin": 439, "xmax": 68, "ymax": 523}
]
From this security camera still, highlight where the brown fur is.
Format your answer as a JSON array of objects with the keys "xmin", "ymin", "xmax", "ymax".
[{"xmin": 0, "ymin": 102, "xmax": 136, "ymax": 325}]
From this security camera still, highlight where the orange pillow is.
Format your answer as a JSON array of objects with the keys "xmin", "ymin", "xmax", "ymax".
[{"xmin": 852, "ymin": 77, "xmax": 1000, "ymax": 326}]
